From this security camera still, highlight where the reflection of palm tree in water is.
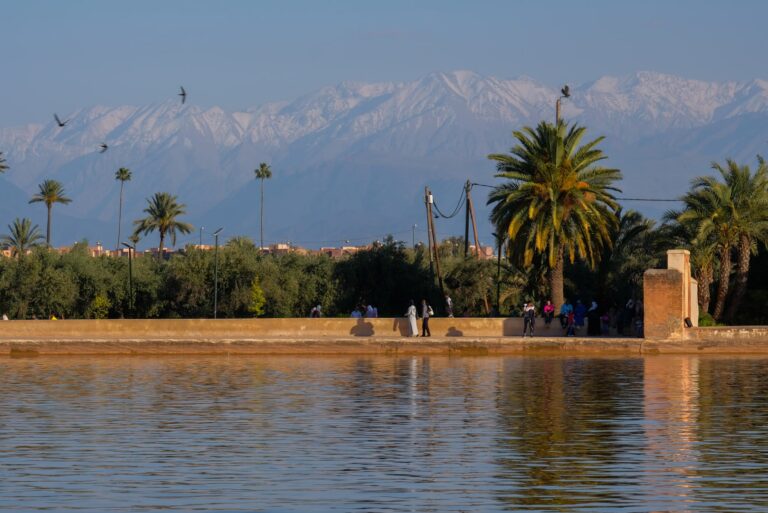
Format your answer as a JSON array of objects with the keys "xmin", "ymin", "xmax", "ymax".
[{"xmin": 493, "ymin": 358, "xmax": 644, "ymax": 508}]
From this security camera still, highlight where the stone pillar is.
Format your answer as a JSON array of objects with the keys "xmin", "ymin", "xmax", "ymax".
[
  {"xmin": 643, "ymin": 268, "xmax": 685, "ymax": 339},
  {"xmin": 642, "ymin": 249, "xmax": 695, "ymax": 339}
]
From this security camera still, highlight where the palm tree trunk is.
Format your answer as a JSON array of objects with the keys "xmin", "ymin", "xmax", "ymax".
[
  {"xmin": 695, "ymin": 262, "xmax": 713, "ymax": 315},
  {"xmin": 158, "ymin": 231, "xmax": 165, "ymax": 260},
  {"xmin": 260, "ymin": 178, "xmax": 264, "ymax": 250},
  {"xmin": 116, "ymin": 182, "xmax": 124, "ymax": 251},
  {"xmin": 46, "ymin": 204, "xmax": 52, "ymax": 246},
  {"xmin": 725, "ymin": 235, "xmax": 751, "ymax": 322},
  {"xmin": 549, "ymin": 244, "xmax": 565, "ymax": 312},
  {"xmin": 712, "ymin": 246, "xmax": 732, "ymax": 321}
]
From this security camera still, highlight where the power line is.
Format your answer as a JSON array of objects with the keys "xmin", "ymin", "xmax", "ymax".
[
  {"xmin": 616, "ymin": 197, "xmax": 680, "ymax": 202},
  {"xmin": 432, "ymin": 186, "xmax": 466, "ymax": 219}
]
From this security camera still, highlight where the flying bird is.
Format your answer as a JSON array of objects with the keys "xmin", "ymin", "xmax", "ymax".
[
  {"xmin": 99, "ymin": 143, "xmax": 108, "ymax": 153},
  {"xmin": 561, "ymin": 85, "xmax": 570, "ymax": 98},
  {"xmin": 53, "ymin": 113, "xmax": 68, "ymax": 127},
  {"xmin": 178, "ymin": 86, "xmax": 187, "ymax": 104}
]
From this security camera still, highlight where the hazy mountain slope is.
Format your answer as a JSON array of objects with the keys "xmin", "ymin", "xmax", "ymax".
[{"xmin": 1, "ymin": 70, "xmax": 767, "ymax": 248}]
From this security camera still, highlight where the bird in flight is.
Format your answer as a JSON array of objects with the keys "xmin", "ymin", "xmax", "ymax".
[
  {"xmin": 561, "ymin": 85, "xmax": 571, "ymax": 98},
  {"xmin": 99, "ymin": 143, "xmax": 108, "ymax": 153},
  {"xmin": 53, "ymin": 114, "xmax": 69, "ymax": 127},
  {"xmin": 179, "ymin": 86, "xmax": 187, "ymax": 105}
]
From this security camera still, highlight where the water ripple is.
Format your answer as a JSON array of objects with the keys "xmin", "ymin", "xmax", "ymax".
[{"xmin": 1, "ymin": 355, "xmax": 768, "ymax": 511}]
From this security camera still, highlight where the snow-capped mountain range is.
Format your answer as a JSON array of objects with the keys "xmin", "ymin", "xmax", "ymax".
[{"xmin": 1, "ymin": 70, "xmax": 767, "ymax": 248}]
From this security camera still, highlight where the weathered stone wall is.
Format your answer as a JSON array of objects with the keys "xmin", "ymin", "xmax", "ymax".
[
  {"xmin": 0, "ymin": 317, "xmax": 533, "ymax": 340},
  {"xmin": 643, "ymin": 269, "xmax": 684, "ymax": 340}
]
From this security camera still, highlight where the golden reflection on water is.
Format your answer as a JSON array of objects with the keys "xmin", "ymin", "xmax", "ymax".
[{"xmin": 1, "ymin": 355, "xmax": 768, "ymax": 512}]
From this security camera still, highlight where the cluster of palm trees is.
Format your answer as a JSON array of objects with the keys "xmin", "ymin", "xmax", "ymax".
[
  {"xmin": 487, "ymin": 120, "xmax": 768, "ymax": 323},
  {"xmin": 665, "ymin": 159, "xmax": 768, "ymax": 322},
  {"xmin": 0, "ymin": 156, "xmax": 276, "ymax": 259}
]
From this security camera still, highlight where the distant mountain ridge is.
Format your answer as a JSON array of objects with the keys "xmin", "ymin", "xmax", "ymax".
[{"xmin": 1, "ymin": 70, "xmax": 767, "ymax": 247}]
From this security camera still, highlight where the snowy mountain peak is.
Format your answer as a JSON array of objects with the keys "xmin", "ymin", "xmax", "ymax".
[{"xmin": 1, "ymin": 69, "xmax": 768, "ymax": 246}]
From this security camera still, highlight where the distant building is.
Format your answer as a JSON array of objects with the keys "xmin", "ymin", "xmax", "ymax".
[
  {"xmin": 317, "ymin": 245, "xmax": 365, "ymax": 259},
  {"xmin": 469, "ymin": 244, "xmax": 495, "ymax": 260}
]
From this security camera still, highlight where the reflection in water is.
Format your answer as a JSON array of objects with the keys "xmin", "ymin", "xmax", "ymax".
[{"xmin": 1, "ymin": 355, "xmax": 768, "ymax": 512}]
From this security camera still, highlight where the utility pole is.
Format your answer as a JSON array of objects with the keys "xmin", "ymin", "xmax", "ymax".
[
  {"xmin": 412, "ymin": 224, "xmax": 417, "ymax": 249},
  {"xmin": 556, "ymin": 84, "xmax": 570, "ymax": 124},
  {"xmin": 121, "ymin": 242, "xmax": 134, "ymax": 317},
  {"xmin": 213, "ymin": 228, "xmax": 223, "ymax": 318},
  {"xmin": 425, "ymin": 187, "xmax": 443, "ymax": 294},
  {"xmin": 466, "ymin": 183, "xmax": 482, "ymax": 258},
  {"xmin": 424, "ymin": 187, "xmax": 434, "ymax": 277},
  {"xmin": 464, "ymin": 180, "xmax": 471, "ymax": 258},
  {"xmin": 199, "ymin": 226, "xmax": 204, "ymax": 247}
]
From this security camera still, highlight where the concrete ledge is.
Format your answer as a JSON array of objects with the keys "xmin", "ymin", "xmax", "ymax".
[
  {"xmin": 2, "ymin": 336, "xmax": 768, "ymax": 356},
  {"xmin": 0, "ymin": 336, "xmax": 643, "ymax": 355}
]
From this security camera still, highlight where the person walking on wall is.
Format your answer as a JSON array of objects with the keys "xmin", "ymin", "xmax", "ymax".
[
  {"xmin": 421, "ymin": 299, "xmax": 433, "ymax": 337},
  {"xmin": 522, "ymin": 302, "xmax": 536, "ymax": 337},
  {"xmin": 405, "ymin": 300, "xmax": 418, "ymax": 337}
]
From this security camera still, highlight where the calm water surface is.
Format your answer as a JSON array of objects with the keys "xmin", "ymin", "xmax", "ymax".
[{"xmin": 1, "ymin": 355, "xmax": 768, "ymax": 512}]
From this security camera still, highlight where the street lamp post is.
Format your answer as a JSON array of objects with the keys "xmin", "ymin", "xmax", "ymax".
[
  {"xmin": 412, "ymin": 224, "xmax": 417, "ymax": 249},
  {"xmin": 213, "ymin": 228, "xmax": 223, "ymax": 318},
  {"xmin": 121, "ymin": 242, "xmax": 135, "ymax": 317},
  {"xmin": 555, "ymin": 84, "xmax": 570, "ymax": 124},
  {"xmin": 494, "ymin": 234, "xmax": 503, "ymax": 316},
  {"xmin": 213, "ymin": 228, "xmax": 223, "ymax": 319}
]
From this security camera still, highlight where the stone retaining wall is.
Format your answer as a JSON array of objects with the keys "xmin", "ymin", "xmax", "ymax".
[{"xmin": 0, "ymin": 317, "xmax": 532, "ymax": 340}]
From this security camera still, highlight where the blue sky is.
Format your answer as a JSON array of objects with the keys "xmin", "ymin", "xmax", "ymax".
[{"xmin": 3, "ymin": 0, "xmax": 767, "ymax": 126}]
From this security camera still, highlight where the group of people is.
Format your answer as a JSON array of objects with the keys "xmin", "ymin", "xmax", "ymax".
[
  {"xmin": 350, "ymin": 303, "xmax": 379, "ymax": 318},
  {"xmin": 312, "ymin": 294, "xmax": 644, "ymax": 338},
  {"xmin": 521, "ymin": 297, "xmax": 643, "ymax": 337}
]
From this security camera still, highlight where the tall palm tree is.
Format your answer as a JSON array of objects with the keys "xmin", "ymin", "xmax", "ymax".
[
  {"xmin": 0, "ymin": 151, "xmax": 8, "ymax": 174},
  {"xmin": 254, "ymin": 162, "xmax": 272, "ymax": 249},
  {"xmin": 675, "ymin": 158, "xmax": 768, "ymax": 321},
  {"xmin": 674, "ymin": 178, "xmax": 737, "ymax": 321},
  {"xmin": 133, "ymin": 192, "xmax": 192, "ymax": 258},
  {"xmin": 29, "ymin": 179, "xmax": 72, "ymax": 246},
  {"xmin": 1, "ymin": 218, "xmax": 44, "ymax": 257},
  {"xmin": 487, "ymin": 121, "xmax": 622, "ymax": 310},
  {"xmin": 114, "ymin": 167, "xmax": 132, "ymax": 250}
]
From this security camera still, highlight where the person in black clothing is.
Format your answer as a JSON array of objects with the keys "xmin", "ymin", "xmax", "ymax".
[
  {"xmin": 522, "ymin": 302, "xmax": 535, "ymax": 337},
  {"xmin": 421, "ymin": 299, "xmax": 432, "ymax": 337}
]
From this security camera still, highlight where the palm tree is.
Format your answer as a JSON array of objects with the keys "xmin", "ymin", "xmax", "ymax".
[
  {"xmin": 1, "ymin": 218, "xmax": 44, "ymax": 257},
  {"xmin": 487, "ymin": 121, "xmax": 622, "ymax": 310},
  {"xmin": 254, "ymin": 162, "xmax": 272, "ymax": 249},
  {"xmin": 29, "ymin": 179, "xmax": 72, "ymax": 246},
  {"xmin": 115, "ymin": 167, "xmax": 132, "ymax": 250},
  {"xmin": 133, "ymin": 192, "xmax": 192, "ymax": 258},
  {"xmin": 660, "ymin": 214, "xmax": 718, "ymax": 316},
  {"xmin": 674, "ymin": 158, "xmax": 768, "ymax": 321},
  {"xmin": 0, "ymin": 151, "xmax": 8, "ymax": 174}
]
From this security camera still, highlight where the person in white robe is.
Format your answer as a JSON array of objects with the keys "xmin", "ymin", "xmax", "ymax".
[{"xmin": 405, "ymin": 300, "xmax": 418, "ymax": 337}]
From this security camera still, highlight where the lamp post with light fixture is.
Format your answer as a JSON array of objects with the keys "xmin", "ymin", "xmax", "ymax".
[{"xmin": 213, "ymin": 228, "xmax": 223, "ymax": 318}]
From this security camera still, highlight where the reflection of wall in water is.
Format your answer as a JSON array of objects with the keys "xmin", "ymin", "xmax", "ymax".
[{"xmin": 642, "ymin": 356, "xmax": 700, "ymax": 501}]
